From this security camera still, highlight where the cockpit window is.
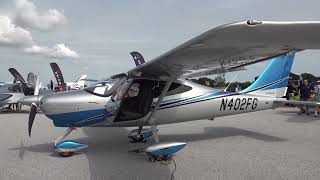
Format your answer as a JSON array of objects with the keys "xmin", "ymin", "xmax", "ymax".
[
  {"xmin": 85, "ymin": 75, "xmax": 127, "ymax": 97},
  {"xmin": 93, "ymin": 85, "xmax": 109, "ymax": 94},
  {"xmin": 85, "ymin": 81, "xmax": 111, "ymax": 96},
  {"xmin": 8, "ymin": 84, "xmax": 22, "ymax": 93}
]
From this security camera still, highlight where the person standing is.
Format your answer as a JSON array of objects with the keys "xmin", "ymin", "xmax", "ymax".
[
  {"xmin": 314, "ymin": 82, "xmax": 320, "ymax": 117},
  {"xmin": 298, "ymin": 80, "xmax": 313, "ymax": 115},
  {"xmin": 235, "ymin": 85, "xmax": 241, "ymax": 92}
]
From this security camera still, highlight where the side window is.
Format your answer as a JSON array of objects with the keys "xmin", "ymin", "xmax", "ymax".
[
  {"xmin": 166, "ymin": 84, "xmax": 192, "ymax": 96},
  {"xmin": 153, "ymin": 82, "xmax": 192, "ymax": 97}
]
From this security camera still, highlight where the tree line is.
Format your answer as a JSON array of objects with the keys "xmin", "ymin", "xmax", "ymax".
[{"xmin": 190, "ymin": 72, "xmax": 320, "ymax": 91}]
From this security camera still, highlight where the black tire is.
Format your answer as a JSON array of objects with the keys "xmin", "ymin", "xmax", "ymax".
[{"xmin": 59, "ymin": 152, "xmax": 74, "ymax": 157}]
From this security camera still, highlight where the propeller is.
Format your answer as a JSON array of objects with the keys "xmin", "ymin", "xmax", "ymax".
[
  {"xmin": 28, "ymin": 74, "xmax": 40, "ymax": 137},
  {"xmin": 28, "ymin": 103, "xmax": 37, "ymax": 137}
]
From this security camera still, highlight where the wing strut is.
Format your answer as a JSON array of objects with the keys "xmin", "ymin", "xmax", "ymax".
[{"xmin": 146, "ymin": 76, "xmax": 176, "ymax": 143}]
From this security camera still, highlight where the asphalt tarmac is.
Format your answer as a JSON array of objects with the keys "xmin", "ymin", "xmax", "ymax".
[{"xmin": 0, "ymin": 107, "xmax": 320, "ymax": 180}]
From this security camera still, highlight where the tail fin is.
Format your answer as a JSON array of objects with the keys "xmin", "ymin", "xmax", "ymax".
[
  {"xmin": 241, "ymin": 52, "xmax": 295, "ymax": 97},
  {"xmin": 130, "ymin": 51, "xmax": 145, "ymax": 66},
  {"xmin": 50, "ymin": 62, "xmax": 66, "ymax": 92}
]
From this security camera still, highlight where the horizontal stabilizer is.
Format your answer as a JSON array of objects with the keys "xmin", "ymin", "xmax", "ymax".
[{"xmin": 275, "ymin": 99, "xmax": 320, "ymax": 106}]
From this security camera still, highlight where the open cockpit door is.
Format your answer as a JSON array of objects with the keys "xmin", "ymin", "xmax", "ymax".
[
  {"xmin": 104, "ymin": 78, "xmax": 194, "ymax": 124},
  {"xmin": 106, "ymin": 79, "xmax": 155, "ymax": 123}
]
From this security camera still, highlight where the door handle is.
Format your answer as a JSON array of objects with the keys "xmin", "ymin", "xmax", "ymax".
[{"xmin": 88, "ymin": 101, "xmax": 99, "ymax": 104}]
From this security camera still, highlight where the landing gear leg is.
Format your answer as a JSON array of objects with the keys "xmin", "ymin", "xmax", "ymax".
[
  {"xmin": 147, "ymin": 76, "xmax": 175, "ymax": 143},
  {"xmin": 151, "ymin": 124, "xmax": 159, "ymax": 143},
  {"xmin": 54, "ymin": 127, "xmax": 88, "ymax": 157}
]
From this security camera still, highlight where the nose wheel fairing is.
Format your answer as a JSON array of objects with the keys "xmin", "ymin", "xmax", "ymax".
[{"xmin": 53, "ymin": 127, "xmax": 88, "ymax": 157}]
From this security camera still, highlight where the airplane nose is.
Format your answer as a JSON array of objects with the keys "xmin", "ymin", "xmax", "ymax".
[{"xmin": 19, "ymin": 95, "xmax": 42, "ymax": 106}]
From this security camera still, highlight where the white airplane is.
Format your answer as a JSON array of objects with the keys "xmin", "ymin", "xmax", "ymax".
[
  {"xmin": 65, "ymin": 75, "xmax": 88, "ymax": 91},
  {"xmin": 49, "ymin": 62, "xmax": 89, "ymax": 91},
  {"xmin": 20, "ymin": 20, "xmax": 320, "ymax": 159}
]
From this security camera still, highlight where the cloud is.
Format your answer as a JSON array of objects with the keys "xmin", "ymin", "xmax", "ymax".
[
  {"xmin": 0, "ymin": 16, "xmax": 33, "ymax": 46},
  {"xmin": 0, "ymin": 15, "xmax": 77, "ymax": 59},
  {"xmin": 24, "ymin": 44, "xmax": 79, "ymax": 59},
  {"xmin": 0, "ymin": 1, "xmax": 77, "ymax": 59},
  {"xmin": 14, "ymin": 0, "xmax": 67, "ymax": 31}
]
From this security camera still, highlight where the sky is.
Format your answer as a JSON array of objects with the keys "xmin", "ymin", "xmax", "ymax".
[{"xmin": 1, "ymin": 0, "xmax": 320, "ymax": 84}]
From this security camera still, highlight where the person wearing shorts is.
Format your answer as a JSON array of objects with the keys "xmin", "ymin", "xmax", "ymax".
[{"xmin": 298, "ymin": 80, "xmax": 313, "ymax": 115}]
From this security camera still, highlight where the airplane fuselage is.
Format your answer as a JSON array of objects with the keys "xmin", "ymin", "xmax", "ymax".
[
  {"xmin": 0, "ymin": 84, "xmax": 25, "ymax": 105},
  {"xmin": 38, "ymin": 79, "xmax": 279, "ymax": 128}
]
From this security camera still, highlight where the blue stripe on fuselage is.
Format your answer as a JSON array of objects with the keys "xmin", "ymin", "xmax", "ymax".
[{"xmin": 47, "ymin": 108, "xmax": 112, "ymax": 127}]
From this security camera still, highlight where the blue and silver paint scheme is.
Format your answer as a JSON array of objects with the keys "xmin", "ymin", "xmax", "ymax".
[
  {"xmin": 33, "ymin": 52, "xmax": 295, "ymax": 128},
  {"xmin": 40, "ymin": 90, "xmax": 112, "ymax": 127},
  {"xmin": 241, "ymin": 52, "xmax": 295, "ymax": 97}
]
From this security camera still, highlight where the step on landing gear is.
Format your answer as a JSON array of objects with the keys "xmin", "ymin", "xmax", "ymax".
[
  {"xmin": 128, "ymin": 128, "xmax": 158, "ymax": 143},
  {"xmin": 54, "ymin": 127, "xmax": 88, "ymax": 157}
]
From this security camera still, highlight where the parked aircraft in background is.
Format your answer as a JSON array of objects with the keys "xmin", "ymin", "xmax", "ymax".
[
  {"xmin": 49, "ymin": 62, "xmax": 92, "ymax": 91},
  {"xmin": 19, "ymin": 20, "xmax": 320, "ymax": 159},
  {"xmin": 0, "ymin": 68, "xmax": 37, "ymax": 111}
]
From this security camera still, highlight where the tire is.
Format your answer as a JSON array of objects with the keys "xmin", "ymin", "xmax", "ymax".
[{"xmin": 59, "ymin": 152, "xmax": 74, "ymax": 157}]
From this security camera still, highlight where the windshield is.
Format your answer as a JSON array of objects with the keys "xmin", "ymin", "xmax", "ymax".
[
  {"xmin": 8, "ymin": 84, "xmax": 22, "ymax": 93},
  {"xmin": 85, "ymin": 74, "xmax": 127, "ymax": 97}
]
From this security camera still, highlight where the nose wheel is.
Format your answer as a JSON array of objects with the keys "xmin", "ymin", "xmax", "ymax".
[{"xmin": 54, "ymin": 128, "xmax": 88, "ymax": 157}]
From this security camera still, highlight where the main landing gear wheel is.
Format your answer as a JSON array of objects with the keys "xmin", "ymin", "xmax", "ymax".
[
  {"xmin": 58, "ymin": 152, "xmax": 74, "ymax": 157},
  {"xmin": 129, "ymin": 134, "xmax": 146, "ymax": 143}
]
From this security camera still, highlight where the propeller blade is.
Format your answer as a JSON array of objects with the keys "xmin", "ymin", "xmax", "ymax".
[
  {"xmin": 28, "ymin": 103, "xmax": 37, "ymax": 137},
  {"xmin": 34, "ymin": 74, "xmax": 40, "ymax": 96}
]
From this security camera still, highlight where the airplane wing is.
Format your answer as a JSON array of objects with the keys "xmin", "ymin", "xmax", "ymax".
[
  {"xmin": 128, "ymin": 20, "xmax": 320, "ymax": 79},
  {"xmin": 274, "ymin": 99, "xmax": 320, "ymax": 106}
]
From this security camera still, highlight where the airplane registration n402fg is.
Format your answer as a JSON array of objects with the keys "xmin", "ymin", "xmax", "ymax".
[{"xmin": 19, "ymin": 20, "xmax": 320, "ymax": 158}]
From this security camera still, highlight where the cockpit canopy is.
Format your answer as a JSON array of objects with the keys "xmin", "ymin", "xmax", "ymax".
[
  {"xmin": 8, "ymin": 84, "xmax": 23, "ymax": 93},
  {"xmin": 85, "ymin": 73, "xmax": 127, "ymax": 97}
]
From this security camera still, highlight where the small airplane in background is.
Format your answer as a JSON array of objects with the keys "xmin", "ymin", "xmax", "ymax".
[
  {"xmin": 0, "ymin": 68, "xmax": 38, "ymax": 111},
  {"xmin": 19, "ymin": 20, "xmax": 320, "ymax": 160}
]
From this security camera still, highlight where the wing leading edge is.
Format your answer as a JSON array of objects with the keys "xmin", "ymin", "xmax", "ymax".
[{"xmin": 128, "ymin": 20, "xmax": 320, "ymax": 79}]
